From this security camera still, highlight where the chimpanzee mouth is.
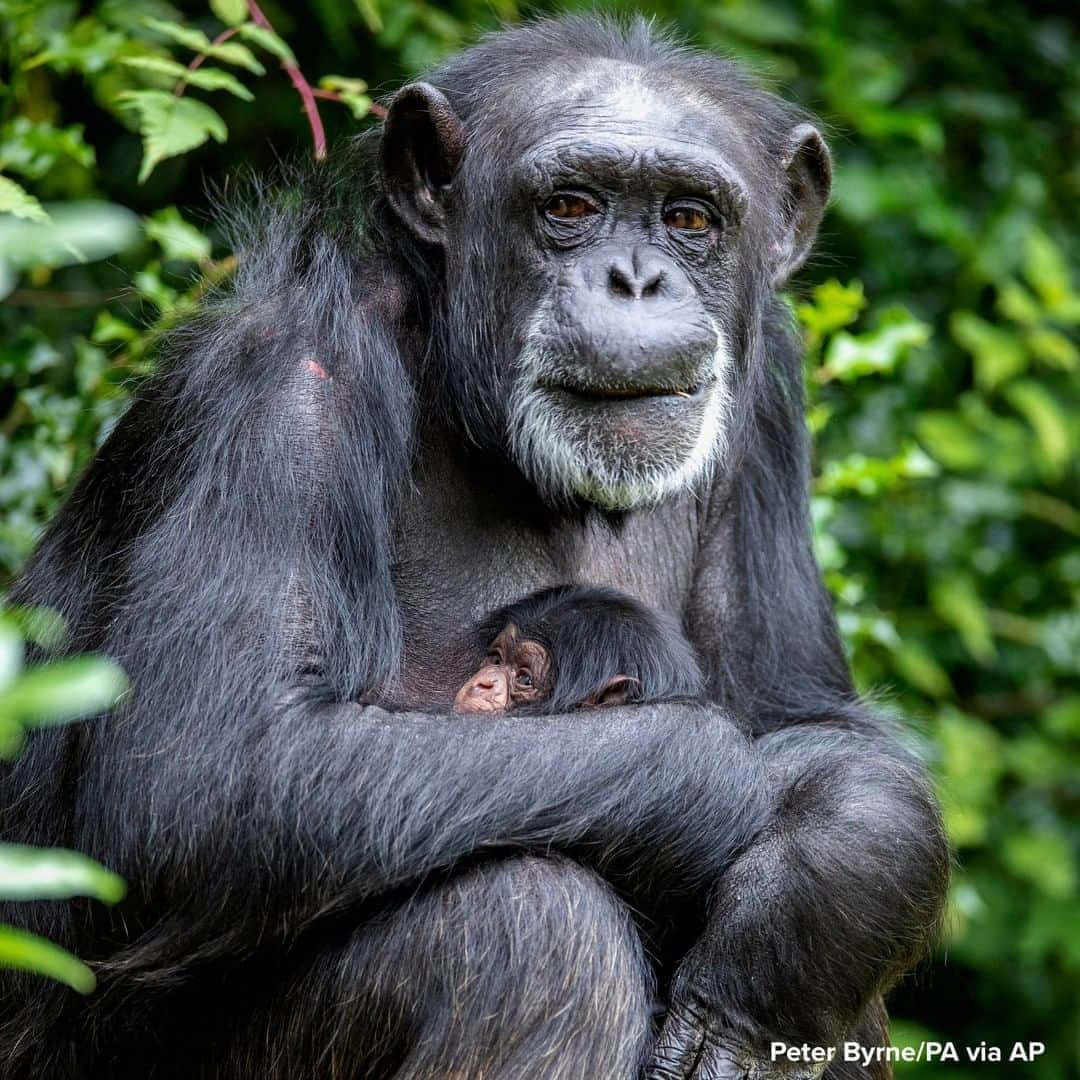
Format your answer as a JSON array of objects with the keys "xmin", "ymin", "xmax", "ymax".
[{"xmin": 542, "ymin": 380, "xmax": 711, "ymax": 404}]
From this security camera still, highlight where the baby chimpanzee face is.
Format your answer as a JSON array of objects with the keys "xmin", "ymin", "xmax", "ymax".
[{"xmin": 453, "ymin": 624, "xmax": 553, "ymax": 714}]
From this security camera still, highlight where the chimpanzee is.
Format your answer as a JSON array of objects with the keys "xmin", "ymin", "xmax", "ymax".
[
  {"xmin": 0, "ymin": 14, "xmax": 948, "ymax": 1080},
  {"xmin": 453, "ymin": 585, "xmax": 705, "ymax": 714}
]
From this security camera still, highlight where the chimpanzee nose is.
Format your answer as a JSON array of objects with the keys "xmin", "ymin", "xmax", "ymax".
[{"xmin": 607, "ymin": 248, "xmax": 670, "ymax": 301}]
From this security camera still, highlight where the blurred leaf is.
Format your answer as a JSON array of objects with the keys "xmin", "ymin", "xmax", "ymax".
[
  {"xmin": 915, "ymin": 412, "xmax": 985, "ymax": 471},
  {"xmin": 930, "ymin": 574, "xmax": 996, "ymax": 663},
  {"xmin": 0, "ymin": 845, "xmax": 125, "ymax": 903},
  {"xmin": 950, "ymin": 311, "xmax": 1027, "ymax": 390},
  {"xmin": 0, "ymin": 119, "xmax": 95, "ymax": 183},
  {"xmin": 1002, "ymin": 830, "xmax": 1077, "ymax": 900},
  {"xmin": 0, "ymin": 925, "xmax": 96, "ymax": 994},
  {"xmin": 818, "ymin": 313, "xmax": 930, "ymax": 382},
  {"xmin": 144, "ymin": 206, "xmax": 211, "ymax": 262},
  {"xmin": 892, "ymin": 641, "xmax": 953, "ymax": 699},
  {"xmin": 818, "ymin": 445, "xmax": 938, "ymax": 497},
  {"xmin": 1044, "ymin": 697, "xmax": 1080, "ymax": 738},
  {"xmin": 796, "ymin": 278, "xmax": 866, "ymax": 350},
  {"xmin": 352, "ymin": 0, "xmax": 384, "ymax": 34},
  {"xmin": 0, "ymin": 620, "xmax": 21, "ymax": 691},
  {"xmin": 0, "ymin": 655, "xmax": 126, "ymax": 731},
  {"xmin": 1024, "ymin": 230, "xmax": 1073, "ymax": 312},
  {"xmin": 1026, "ymin": 327, "xmax": 1078, "ymax": 371},
  {"xmin": 0, "ymin": 175, "xmax": 50, "ymax": 223},
  {"xmin": 936, "ymin": 708, "xmax": 1004, "ymax": 847},
  {"xmin": 209, "ymin": 0, "xmax": 249, "ymax": 27},
  {"xmin": 1004, "ymin": 380, "xmax": 1071, "ymax": 476},
  {"xmin": 0, "ymin": 202, "xmax": 139, "ymax": 268}
]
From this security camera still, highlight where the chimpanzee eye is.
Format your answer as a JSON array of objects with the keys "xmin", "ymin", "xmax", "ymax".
[
  {"xmin": 487, "ymin": 651, "xmax": 501, "ymax": 665},
  {"xmin": 516, "ymin": 669, "xmax": 534, "ymax": 688},
  {"xmin": 543, "ymin": 194, "xmax": 598, "ymax": 221},
  {"xmin": 663, "ymin": 203, "xmax": 712, "ymax": 233}
]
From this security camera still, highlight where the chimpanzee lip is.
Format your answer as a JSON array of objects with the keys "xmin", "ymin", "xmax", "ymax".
[{"xmin": 542, "ymin": 380, "xmax": 709, "ymax": 403}]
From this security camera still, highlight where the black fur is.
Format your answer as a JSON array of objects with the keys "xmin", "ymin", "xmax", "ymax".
[{"xmin": 0, "ymin": 15, "xmax": 948, "ymax": 1080}]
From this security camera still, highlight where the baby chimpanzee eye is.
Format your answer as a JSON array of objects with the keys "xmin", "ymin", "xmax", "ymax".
[{"xmin": 517, "ymin": 670, "xmax": 534, "ymax": 687}]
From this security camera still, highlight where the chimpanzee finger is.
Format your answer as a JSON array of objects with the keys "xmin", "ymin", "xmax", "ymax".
[{"xmin": 646, "ymin": 1004, "xmax": 710, "ymax": 1080}]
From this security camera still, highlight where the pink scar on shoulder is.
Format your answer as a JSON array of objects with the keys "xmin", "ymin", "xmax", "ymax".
[{"xmin": 305, "ymin": 358, "xmax": 330, "ymax": 380}]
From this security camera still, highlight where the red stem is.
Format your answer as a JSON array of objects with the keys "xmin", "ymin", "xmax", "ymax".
[
  {"xmin": 246, "ymin": 0, "xmax": 326, "ymax": 159},
  {"xmin": 174, "ymin": 27, "xmax": 239, "ymax": 96}
]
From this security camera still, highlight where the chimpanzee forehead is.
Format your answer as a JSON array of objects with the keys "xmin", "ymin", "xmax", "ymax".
[{"xmin": 495, "ymin": 59, "xmax": 757, "ymax": 185}]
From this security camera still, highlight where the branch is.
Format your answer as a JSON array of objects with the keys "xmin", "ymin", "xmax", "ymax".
[
  {"xmin": 173, "ymin": 28, "xmax": 240, "ymax": 97},
  {"xmin": 246, "ymin": 0, "xmax": 326, "ymax": 159}
]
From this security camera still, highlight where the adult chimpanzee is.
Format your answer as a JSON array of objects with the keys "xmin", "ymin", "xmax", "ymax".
[
  {"xmin": 453, "ymin": 584, "xmax": 705, "ymax": 713},
  {"xmin": 0, "ymin": 14, "xmax": 948, "ymax": 1080}
]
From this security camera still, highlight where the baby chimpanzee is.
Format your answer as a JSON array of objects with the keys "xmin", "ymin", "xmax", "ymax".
[{"xmin": 453, "ymin": 585, "xmax": 704, "ymax": 715}]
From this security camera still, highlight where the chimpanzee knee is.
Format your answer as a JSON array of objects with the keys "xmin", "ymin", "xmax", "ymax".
[{"xmin": 230, "ymin": 855, "xmax": 655, "ymax": 1079}]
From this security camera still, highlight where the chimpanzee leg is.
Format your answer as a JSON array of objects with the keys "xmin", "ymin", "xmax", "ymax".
[
  {"xmin": 222, "ymin": 854, "xmax": 656, "ymax": 1079},
  {"xmin": 823, "ymin": 996, "xmax": 892, "ymax": 1080}
]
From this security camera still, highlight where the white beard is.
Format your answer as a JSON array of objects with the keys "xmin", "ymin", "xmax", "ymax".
[{"xmin": 507, "ymin": 314, "xmax": 734, "ymax": 510}]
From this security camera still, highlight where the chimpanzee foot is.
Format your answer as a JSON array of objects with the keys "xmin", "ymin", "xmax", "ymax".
[{"xmin": 647, "ymin": 1001, "xmax": 828, "ymax": 1080}]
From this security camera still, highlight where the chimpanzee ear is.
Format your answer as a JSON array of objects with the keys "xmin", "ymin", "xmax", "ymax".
[
  {"xmin": 380, "ymin": 82, "xmax": 465, "ymax": 245},
  {"xmin": 590, "ymin": 676, "xmax": 638, "ymax": 708},
  {"xmin": 771, "ymin": 123, "xmax": 831, "ymax": 286}
]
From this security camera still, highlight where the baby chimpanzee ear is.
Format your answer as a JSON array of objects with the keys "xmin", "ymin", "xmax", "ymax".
[{"xmin": 589, "ymin": 676, "xmax": 639, "ymax": 708}]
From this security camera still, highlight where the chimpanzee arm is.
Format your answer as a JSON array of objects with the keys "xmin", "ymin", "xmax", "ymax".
[
  {"xmin": 649, "ymin": 318, "xmax": 949, "ymax": 1077},
  {"xmin": 10, "ymin": 239, "xmax": 770, "ymax": 978}
]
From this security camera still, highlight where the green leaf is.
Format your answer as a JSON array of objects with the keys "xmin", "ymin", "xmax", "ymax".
[
  {"xmin": 1002, "ymin": 830, "xmax": 1076, "ymax": 900},
  {"xmin": 1005, "ymin": 380, "xmax": 1071, "ymax": 476},
  {"xmin": 1025, "ymin": 328, "xmax": 1078, "ymax": 371},
  {"xmin": 0, "ymin": 175, "xmax": 50, "ymax": 223},
  {"xmin": 796, "ymin": 279, "xmax": 866, "ymax": 349},
  {"xmin": 318, "ymin": 75, "xmax": 371, "ymax": 120},
  {"xmin": 916, "ymin": 411, "xmax": 985, "ymax": 472},
  {"xmin": 0, "ymin": 619, "xmax": 21, "ymax": 691},
  {"xmin": 121, "ymin": 56, "xmax": 254, "ymax": 100},
  {"xmin": 950, "ymin": 310, "xmax": 1027, "ymax": 390},
  {"xmin": 352, "ymin": 0, "xmax": 383, "ymax": 33},
  {"xmin": 818, "ymin": 314, "xmax": 930, "ymax": 382},
  {"xmin": 236, "ymin": 24, "xmax": 296, "ymax": 66},
  {"xmin": 936, "ymin": 708, "xmax": 1003, "ymax": 847},
  {"xmin": 891, "ymin": 641, "xmax": 953, "ymax": 699},
  {"xmin": 0, "ymin": 846, "xmax": 125, "ymax": 903},
  {"xmin": 143, "ymin": 18, "xmax": 265, "ymax": 74},
  {"xmin": 817, "ymin": 445, "xmax": 938, "ymax": 497},
  {"xmin": 0, "ymin": 120, "xmax": 95, "ymax": 181},
  {"xmin": 0, "ymin": 655, "xmax": 126, "ymax": 728},
  {"xmin": 319, "ymin": 74, "xmax": 368, "ymax": 95},
  {"xmin": 1024, "ymin": 230, "xmax": 1073, "ymax": 312},
  {"xmin": 0, "ymin": 924, "xmax": 96, "ymax": 993},
  {"xmin": 996, "ymin": 280, "xmax": 1042, "ymax": 326},
  {"xmin": 118, "ymin": 90, "xmax": 228, "ymax": 182},
  {"xmin": 930, "ymin": 574, "xmax": 996, "ymax": 664},
  {"xmin": 0, "ymin": 202, "xmax": 139, "ymax": 269},
  {"xmin": 144, "ymin": 206, "xmax": 212, "ymax": 262},
  {"xmin": 210, "ymin": 0, "xmax": 249, "ymax": 27}
]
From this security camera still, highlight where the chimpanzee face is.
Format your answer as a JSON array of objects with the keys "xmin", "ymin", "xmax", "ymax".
[
  {"xmin": 452, "ymin": 625, "xmax": 553, "ymax": 714},
  {"xmin": 381, "ymin": 62, "xmax": 829, "ymax": 509}
]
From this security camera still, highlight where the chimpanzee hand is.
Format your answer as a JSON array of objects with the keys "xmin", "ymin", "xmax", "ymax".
[{"xmin": 646, "ymin": 938, "xmax": 831, "ymax": 1080}]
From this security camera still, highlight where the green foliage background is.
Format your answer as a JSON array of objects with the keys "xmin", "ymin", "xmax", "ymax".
[{"xmin": 1, "ymin": 0, "xmax": 1077, "ymax": 1073}]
